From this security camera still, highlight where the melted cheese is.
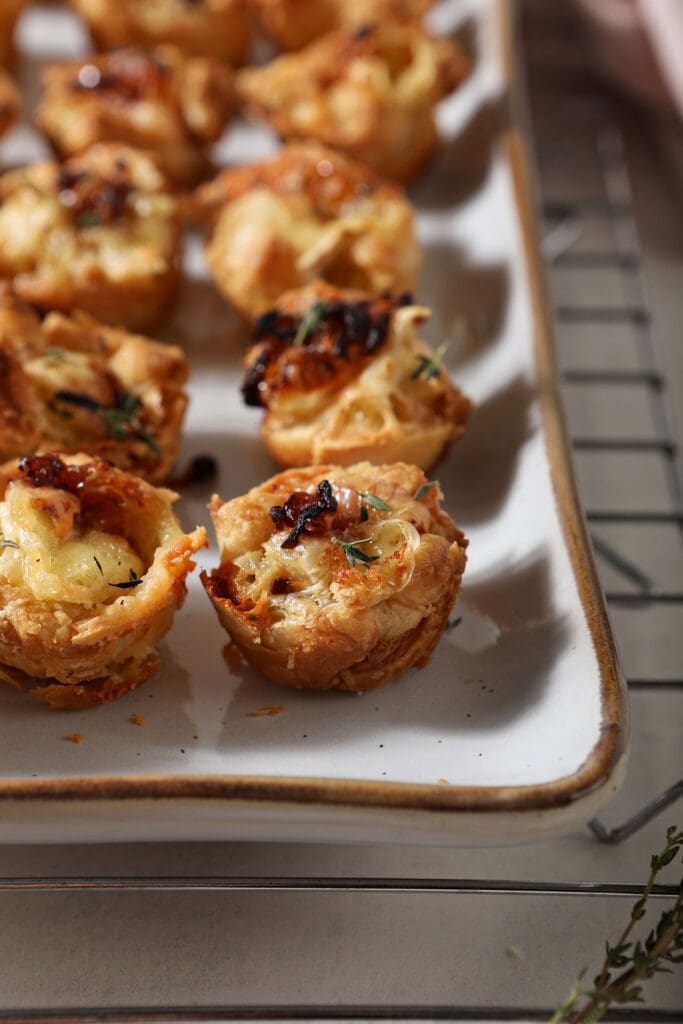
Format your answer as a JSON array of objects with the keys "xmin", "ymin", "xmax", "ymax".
[{"xmin": 0, "ymin": 480, "xmax": 144, "ymax": 606}]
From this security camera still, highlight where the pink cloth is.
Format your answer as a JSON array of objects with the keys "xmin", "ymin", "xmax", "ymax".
[{"xmin": 574, "ymin": 0, "xmax": 683, "ymax": 120}]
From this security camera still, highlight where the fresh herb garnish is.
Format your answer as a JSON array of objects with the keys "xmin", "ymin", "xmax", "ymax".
[
  {"xmin": 358, "ymin": 491, "xmax": 390, "ymax": 522},
  {"xmin": 0, "ymin": 538, "xmax": 19, "ymax": 550},
  {"xmin": 412, "ymin": 342, "xmax": 449, "ymax": 382},
  {"xmin": 332, "ymin": 536, "xmax": 379, "ymax": 569},
  {"xmin": 109, "ymin": 568, "xmax": 143, "ymax": 590},
  {"xmin": 552, "ymin": 824, "xmax": 683, "ymax": 1023},
  {"xmin": 293, "ymin": 301, "xmax": 330, "ymax": 346},
  {"xmin": 75, "ymin": 208, "xmax": 102, "ymax": 229},
  {"xmin": 446, "ymin": 616, "xmax": 462, "ymax": 630},
  {"xmin": 54, "ymin": 390, "xmax": 161, "ymax": 457},
  {"xmin": 44, "ymin": 347, "xmax": 65, "ymax": 360},
  {"xmin": 93, "ymin": 555, "xmax": 103, "ymax": 575},
  {"xmin": 414, "ymin": 480, "xmax": 439, "ymax": 501}
]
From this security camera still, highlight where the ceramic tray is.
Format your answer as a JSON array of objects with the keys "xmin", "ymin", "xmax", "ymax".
[{"xmin": 0, "ymin": 0, "xmax": 629, "ymax": 844}]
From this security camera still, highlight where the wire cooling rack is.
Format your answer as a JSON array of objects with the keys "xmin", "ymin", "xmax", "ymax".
[{"xmin": 1, "ymin": 6, "xmax": 682, "ymax": 1022}]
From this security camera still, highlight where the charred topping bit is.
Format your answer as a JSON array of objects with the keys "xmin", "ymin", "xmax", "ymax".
[
  {"xmin": 269, "ymin": 479, "xmax": 337, "ymax": 549},
  {"xmin": 53, "ymin": 389, "xmax": 161, "ymax": 457},
  {"xmin": 57, "ymin": 163, "xmax": 132, "ymax": 227},
  {"xmin": 18, "ymin": 453, "xmax": 91, "ymax": 492},
  {"xmin": 242, "ymin": 294, "xmax": 404, "ymax": 408},
  {"xmin": 271, "ymin": 576, "xmax": 295, "ymax": 595},
  {"xmin": 166, "ymin": 454, "xmax": 218, "ymax": 488}
]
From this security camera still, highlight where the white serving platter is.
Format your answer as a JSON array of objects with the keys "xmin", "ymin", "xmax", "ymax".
[{"xmin": 0, "ymin": 0, "xmax": 629, "ymax": 844}]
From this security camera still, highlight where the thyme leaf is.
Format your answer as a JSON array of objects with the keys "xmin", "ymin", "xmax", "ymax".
[
  {"xmin": 413, "ymin": 480, "xmax": 439, "ymax": 501},
  {"xmin": 109, "ymin": 568, "xmax": 143, "ymax": 590},
  {"xmin": 54, "ymin": 389, "xmax": 161, "ymax": 457},
  {"xmin": 293, "ymin": 301, "xmax": 330, "ymax": 346},
  {"xmin": 358, "ymin": 491, "xmax": 390, "ymax": 511},
  {"xmin": 0, "ymin": 538, "xmax": 19, "ymax": 549},
  {"xmin": 412, "ymin": 342, "xmax": 449, "ymax": 381},
  {"xmin": 332, "ymin": 536, "xmax": 379, "ymax": 569}
]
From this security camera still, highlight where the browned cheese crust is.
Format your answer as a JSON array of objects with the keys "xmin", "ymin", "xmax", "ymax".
[
  {"xmin": 0, "ymin": 144, "xmax": 181, "ymax": 330},
  {"xmin": 202, "ymin": 462, "xmax": 467, "ymax": 692},
  {"xmin": 68, "ymin": 0, "xmax": 250, "ymax": 67},
  {"xmin": 252, "ymin": 0, "xmax": 433, "ymax": 52},
  {"xmin": 0, "ymin": 286, "xmax": 188, "ymax": 481},
  {"xmin": 236, "ymin": 23, "xmax": 470, "ymax": 182},
  {"xmin": 0, "ymin": 0, "xmax": 25, "ymax": 68},
  {"xmin": 192, "ymin": 143, "xmax": 421, "ymax": 320},
  {"xmin": 35, "ymin": 47, "xmax": 234, "ymax": 188},
  {"xmin": 0, "ymin": 68, "xmax": 20, "ymax": 138},
  {"xmin": 242, "ymin": 283, "xmax": 471, "ymax": 469},
  {"xmin": 0, "ymin": 452, "xmax": 206, "ymax": 708}
]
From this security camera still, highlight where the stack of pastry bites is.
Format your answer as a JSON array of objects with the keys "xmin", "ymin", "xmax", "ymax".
[{"xmin": 0, "ymin": 0, "xmax": 471, "ymax": 706}]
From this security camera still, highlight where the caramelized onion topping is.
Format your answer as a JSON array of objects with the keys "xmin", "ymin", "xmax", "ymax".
[
  {"xmin": 269, "ymin": 479, "xmax": 338, "ymax": 549},
  {"xmin": 242, "ymin": 292, "xmax": 413, "ymax": 408}
]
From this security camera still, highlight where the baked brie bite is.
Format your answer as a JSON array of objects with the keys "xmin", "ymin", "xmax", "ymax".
[
  {"xmin": 0, "ymin": 453, "xmax": 206, "ymax": 708},
  {"xmin": 202, "ymin": 462, "xmax": 467, "ymax": 691},
  {"xmin": 0, "ymin": 286, "xmax": 188, "ymax": 482},
  {"xmin": 193, "ymin": 143, "xmax": 420, "ymax": 320},
  {"xmin": 243, "ymin": 284, "xmax": 471, "ymax": 469},
  {"xmin": 0, "ymin": 144, "xmax": 180, "ymax": 330},
  {"xmin": 253, "ymin": 0, "xmax": 432, "ymax": 52},
  {"xmin": 236, "ymin": 23, "xmax": 470, "ymax": 182},
  {"xmin": 35, "ymin": 47, "xmax": 234, "ymax": 188},
  {"xmin": 68, "ymin": 0, "xmax": 250, "ymax": 67}
]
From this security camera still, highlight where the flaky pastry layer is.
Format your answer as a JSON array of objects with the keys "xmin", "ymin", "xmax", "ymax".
[
  {"xmin": 193, "ymin": 143, "xmax": 420, "ymax": 320},
  {"xmin": 237, "ymin": 23, "xmax": 470, "ymax": 181},
  {"xmin": 68, "ymin": 0, "xmax": 250, "ymax": 67},
  {"xmin": 253, "ymin": 0, "xmax": 432, "ymax": 52},
  {"xmin": 0, "ymin": 144, "xmax": 180, "ymax": 330},
  {"xmin": 0, "ymin": 286, "xmax": 188, "ymax": 481},
  {"xmin": 36, "ymin": 47, "xmax": 233, "ymax": 188}
]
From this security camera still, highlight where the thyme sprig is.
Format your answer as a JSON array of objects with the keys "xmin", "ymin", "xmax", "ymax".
[
  {"xmin": 551, "ymin": 824, "xmax": 683, "ymax": 1023},
  {"xmin": 293, "ymin": 301, "xmax": 330, "ymax": 346},
  {"xmin": 412, "ymin": 342, "xmax": 449, "ymax": 381},
  {"xmin": 54, "ymin": 389, "xmax": 161, "ymax": 457},
  {"xmin": 332, "ymin": 536, "xmax": 379, "ymax": 569}
]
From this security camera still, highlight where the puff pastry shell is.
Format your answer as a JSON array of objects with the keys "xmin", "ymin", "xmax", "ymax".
[
  {"xmin": 243, "ymin": 284, "xmax": 471, "ymax": 469},
  {"xmin": 0, "ymin": 453, "xmax": 206, "ymax": 708},
  {"xmin": 68, "ymin": 0, "xmax": 250, "ymax": 67},
  {"xmin": 202, "ymin": 462, "xmax": 467, "ymax": 691},
  {"xmin": 0, "ymin": 286, "xmax": 188, "ymax": 482},
  {"xmin": 253, "ymin": 0, "xmax": 432, "ymax": 52},
  {"xmin": 35, "ymin": 47, "xmax": 233, "ymax": 189},
  {"xmin": 193, "ymin": 143, "xmax": 420, "ymax": 320},
  {"xmin": 0, "ymin": 144, "xmax": 181, "ymax": 329},
  {"xmin": 237, "ymin": 23, "xmax": 470, "ymax": 181}
]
